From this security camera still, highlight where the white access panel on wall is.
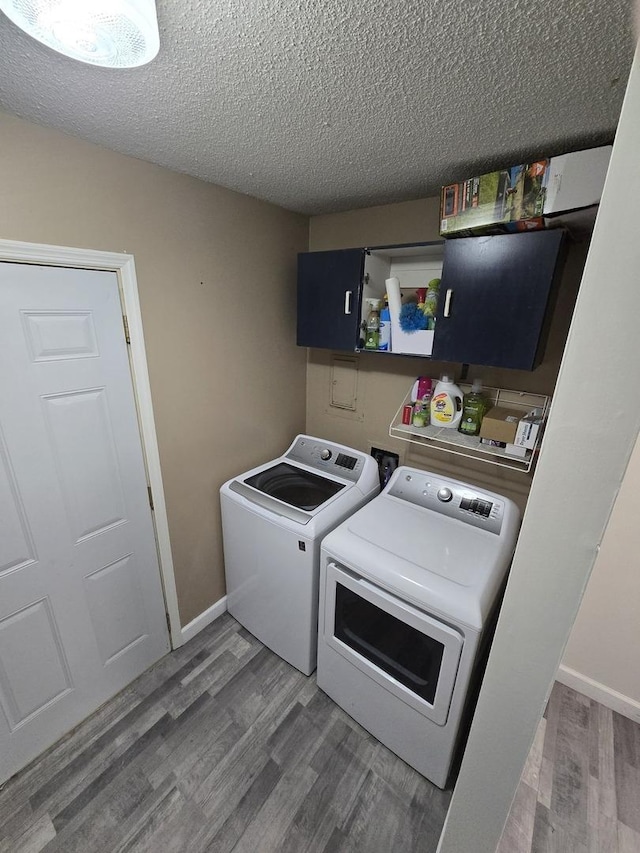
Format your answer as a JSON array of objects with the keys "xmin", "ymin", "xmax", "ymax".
[{"xmin": 0, "ymin": 262, "xmax": 169, "ymax": 783}]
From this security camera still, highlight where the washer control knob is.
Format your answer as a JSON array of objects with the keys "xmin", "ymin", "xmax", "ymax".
[
  {"xmin": 320, "ymin": 448, "xmax": 332, "ymax": 461},
  {"xmin": 437, "ymin": 487, "xmax": 453, "ymax": 503}
]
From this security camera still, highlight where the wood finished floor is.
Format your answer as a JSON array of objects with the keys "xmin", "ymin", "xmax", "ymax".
[
  {"xmin": 498, "ymin": 681, "xmax": 640, "ymax": 853},
  {"xmin": 0, "ymin": 613, "xmax": 451, "ymax": 853}
]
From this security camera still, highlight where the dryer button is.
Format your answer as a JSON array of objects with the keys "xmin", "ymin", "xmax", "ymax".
[{"xmin": 437, "ymin": 487, "xmax": 453, "ymax": 502}]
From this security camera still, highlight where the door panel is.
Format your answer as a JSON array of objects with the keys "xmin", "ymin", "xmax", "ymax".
[
  {"xmin": 433, "ymin": 230, "xmax": 565, "ymax": 370},
  {"xmin": 0, "ymin": 262, "xmax": 169, "ymax": 783},
  {"xmin": 0, "ymin": 598, "xmax": 73, "ymax": 729},
  {"xmin": 297, "ymin": 249, "xmax": 364, "ymax": 350}
]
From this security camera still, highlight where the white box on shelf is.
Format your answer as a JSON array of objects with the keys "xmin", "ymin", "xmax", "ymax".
[
  {"xmin": 390, "ymin": 315, "xmax": 434, "ymax": 356},
  {"xmin": 514, "ymin": 416, "xmax": 543, "ymax": 449},
  {"xmin": 505, "ymin": 443, "xmax": 528, "ymax": 458}
]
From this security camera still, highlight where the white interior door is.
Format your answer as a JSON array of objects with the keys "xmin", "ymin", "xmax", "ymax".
[{"xmin": 0, "ymin": 261, "xmax": 169, "ymax": 784}]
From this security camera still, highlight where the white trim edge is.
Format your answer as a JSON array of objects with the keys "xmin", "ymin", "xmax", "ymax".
[
  {"xmin": 557, "ymin": 664, "xmax": 640, "ymax": 724},
  {"xmin": 0, "ymin": 238, "xmax": 183, "ymax": 649},
  {"xmin": 181, "ymin": 597, "xmax": 228, "ymax": 645}
]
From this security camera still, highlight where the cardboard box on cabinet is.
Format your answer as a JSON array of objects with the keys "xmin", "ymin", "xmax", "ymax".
[{"xmin": 439, "ymin": 146, "xmax": 612, "ymax": 238}]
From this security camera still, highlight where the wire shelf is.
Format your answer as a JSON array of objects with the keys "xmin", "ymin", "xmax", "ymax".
[{"xmin": 389, "ymin": 383, "xmax": 551, "ymax": 473}]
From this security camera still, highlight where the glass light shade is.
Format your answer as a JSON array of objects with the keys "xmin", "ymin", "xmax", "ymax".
[{"xmin": 0, "ymin": 0, "xmax": 160, "ymax": 67}]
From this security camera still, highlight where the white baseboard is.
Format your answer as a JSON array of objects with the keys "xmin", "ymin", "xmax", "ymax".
[
  {"xmin": 180, "ymin": 596, "xmax": 228, "ymax": 645},
  {"xmin": 557, "ymin": 664, "xmax": 640, "ymax": 723}
]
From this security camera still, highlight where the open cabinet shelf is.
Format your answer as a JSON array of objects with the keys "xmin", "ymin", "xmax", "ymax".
[{"xmin": 389, "ymin": 384, "xmax": 551, "ymax": 473}]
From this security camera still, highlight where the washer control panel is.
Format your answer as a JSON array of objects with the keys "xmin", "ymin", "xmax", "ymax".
[
  {"xmin": 388, "ymin": 470, "xmax": 505, "ymax": 535},
  {"xmin": 287, "ymin": 437, "xmax": 364, "ymax": 483}
]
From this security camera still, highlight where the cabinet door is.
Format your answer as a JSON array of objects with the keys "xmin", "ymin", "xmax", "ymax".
[
  {"xmin": 432, "ymin": 230, "xmax": 566, "ymax": 370},
  {"xmin": 297, "ymin": 249, "xmax": 364, "ymax": 350}
]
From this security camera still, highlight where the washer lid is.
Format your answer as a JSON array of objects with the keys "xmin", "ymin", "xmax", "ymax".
[{"xmin": 244, "ymin": 462, "xmax": 345, "ymax": 511}]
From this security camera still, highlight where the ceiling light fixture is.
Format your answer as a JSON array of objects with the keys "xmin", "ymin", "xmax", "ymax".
[{"xmin": 0, "ymin": 0, "xmax": 160, "ymax": 68}]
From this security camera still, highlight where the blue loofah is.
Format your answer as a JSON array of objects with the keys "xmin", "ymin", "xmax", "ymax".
[{"xmin": 399, "ymin": 302, "xmax": 428, "ymax": 332}]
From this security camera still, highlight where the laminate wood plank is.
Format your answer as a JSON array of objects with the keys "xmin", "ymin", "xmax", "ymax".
[
  {"xmin": 0, "ymin": 801, "xmax": 35, "ymax": 853},
  {"xmin": 230, "ymin": 762, "xmax": 318, "ymax": 853},
  {"xmin": 173, "ymin": 715, "xmax": 247, "ymax": 804},
  {"xmin": 542, "ymin": 683, "xmax": 563, "ymax": 764},
  {"xmin": 587, "ymin": 771, "xmax": 599, "ymax": 830},
  {"xmin": 407, "ymin": 782, "xmax": 452, "ymax": 852},
  {"xmin": 204, "ymin": 758, "xmax": 282, "ymax": 853},
  {"xmin": 163, "ymin": 648, "xmax": 258, "ymax": 718},
  {"xmin": 333, "ymin": 770, "xmax": 410, "ymax": 853},
  {"xmin": 496, "ymin": 780, "xmax": 538, "ymax": 853},
  {"xmin": 0, "ymin": 811, "xmax": 55, "ymax": 853},
  {"xmin": 531, "ymin": 801, "xmax": 588, "ymax": 853},
  {"xmin": 42, "ymin": 768, "xmax": 153, "ymax": 853},
  {"xmin": 320, "ymin": 827, "xmax": 347, "ymax": 853},
  {"xmin": 192, "ymin": 666, "xmax": 308, "ymax": 817},
  {"xmin": 613, "ymin": 757, "xmax": 640, "ymax": 835},
  {"xmin": 522, "ymin": 716, "xmax": 547, "ymax": 792},
  {"xmin": 596, "ymin": 702, "xmax": 617, "ymax": 822},
  {"xmin": 588, "ymin": 697, "xmax": 600, "ymax": 780},
  {"xmin": 104, "ymin": 775, "xmax": 181, "ymax": 853},
  {"xmin": 537, "ymin": 756, "xmax": 555, "ymax": 811},
  {"xmin": 589, "ymin": 813, "xmax": 618, "ymax": 853},
  {"xmin": 119, "ymin": 784, "xmax": 209, "ymax": 853},
  {"xmin": 27, "ymin": 648, "xmax": 210, "ymax": 815},
  {"xmin": 145, "ymin": 699, "xmax": 235, "ymax": 790},
  {"xmin": 278, "ymin": 726, "xmax": 371, "ymax": 853},
  {"xmin": 370, "ymin": 743, "xmax": 421, "ymax": 799},
  {"xmin": 613, "ymin": 711, "xmax": 640, "ymax": 770},
  {"xmin": 51, "ymin": 714, "xmax": 172, "ymax": 832},
  {"xmin": 549, "ymin": 685, "xmax": 590, "ymax": 845},
  {"xmin": 617, "ymin": 819, "xmax": 640, "ymax": 853}
]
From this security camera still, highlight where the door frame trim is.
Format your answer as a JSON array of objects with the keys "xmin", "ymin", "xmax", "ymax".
[{"xmin": 0, "ymin": 238, "xmax": 183, "ymax": 648}]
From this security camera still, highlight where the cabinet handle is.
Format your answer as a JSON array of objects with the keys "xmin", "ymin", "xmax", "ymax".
[
  {"xmin": 344, "ymin": 290, "xmax": 352, "ymax": 315},
  {"xmin": 443, "ymin": 288, "xmax": 453, "ymax": 318}
]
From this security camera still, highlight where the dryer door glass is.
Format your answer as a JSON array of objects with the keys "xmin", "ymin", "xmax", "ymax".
[
  {"xmin": 334, "ymin": 583, "xmax": 444, "ymax": 704},
  {"xmin": 244, "ymin": 463, "xmax": 345, "ymax": 511}
]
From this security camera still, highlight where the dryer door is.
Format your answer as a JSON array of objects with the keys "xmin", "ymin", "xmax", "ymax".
[{"xmin": 324, "ymin": 562, "xmax": 463, "ymax": 725}]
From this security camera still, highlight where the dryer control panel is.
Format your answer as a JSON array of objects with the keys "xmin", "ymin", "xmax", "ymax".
[{"xmin": 388, "ymin": 469, "xmax": 506, "ymax": 535}]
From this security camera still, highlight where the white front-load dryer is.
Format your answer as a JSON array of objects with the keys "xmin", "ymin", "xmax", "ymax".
[
  {"xmin": 317, "ymin": 465, "xmax": 520, "ymax": 788},
  {"xmin": 220, "ymin": 435, "xmax": 379, "ymax": 675}
]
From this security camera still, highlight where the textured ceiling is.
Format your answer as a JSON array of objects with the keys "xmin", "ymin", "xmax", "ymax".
[{"xmin": 0, "ymin": 0, "xmax": 635, "ymax": 214}]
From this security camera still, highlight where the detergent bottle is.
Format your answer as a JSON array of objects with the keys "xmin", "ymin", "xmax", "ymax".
[
  {"xmin": 364, "ymin": 299, "xmax": 381, "ymax": 350},
  {"xmin": 430, "ymin": 375, "xmax": 463, "ymax": 429},
  {"xmin": 458, "ymin": 379, "xmax": 488, "ymax": 436}
]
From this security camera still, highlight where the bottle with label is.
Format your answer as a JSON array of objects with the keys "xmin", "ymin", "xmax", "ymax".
[
  {"xmin": 412, "ymin": 396, "xmax": 431, "ymax": 428},
  {"xmin": 430, "ymin": 375, "xmax": 463, "ymax": 429},
  {"xmin": 378, "ymin": 296, "xmax": 391, "ymax": 351},
  {"xmin": 458, "ymin": 379, "xmax": 488, "ymax": 436},
  {"xmin": 364, "ymin": 298, "xmax": 381, "ymax": 350},
  {"xmin": 424, "ymin": 278, "xmax": 441, "ymax": 330}
]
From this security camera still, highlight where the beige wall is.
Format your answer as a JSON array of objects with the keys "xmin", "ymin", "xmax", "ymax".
[
  {"xmin": 308, "ymin": 198, "xmax": 587, "ymax": 513},
  {"xmin": 562, "ymin": 431, "xmax": 640, "ymax": 708},
  {"xmin": 0, "ymin": 111, "xmax": 308, "ymax": 626}
]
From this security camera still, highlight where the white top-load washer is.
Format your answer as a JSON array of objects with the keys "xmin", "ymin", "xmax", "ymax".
[
  {"xmin": 317, "ymin": 465, "xmax": 520, "ymax": 788},
  {"xmin": 220, "ymin": 435, "xmax": 379, "ymax": 675}
]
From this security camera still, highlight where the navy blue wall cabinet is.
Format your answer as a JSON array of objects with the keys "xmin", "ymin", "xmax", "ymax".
[
  {"xmin": 297, "ymin": 231, "xmax": 566, "ymax": 370},
  {"xmin": 432, "ymin": 230, "xmax": 566, "ymax": 371}
]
